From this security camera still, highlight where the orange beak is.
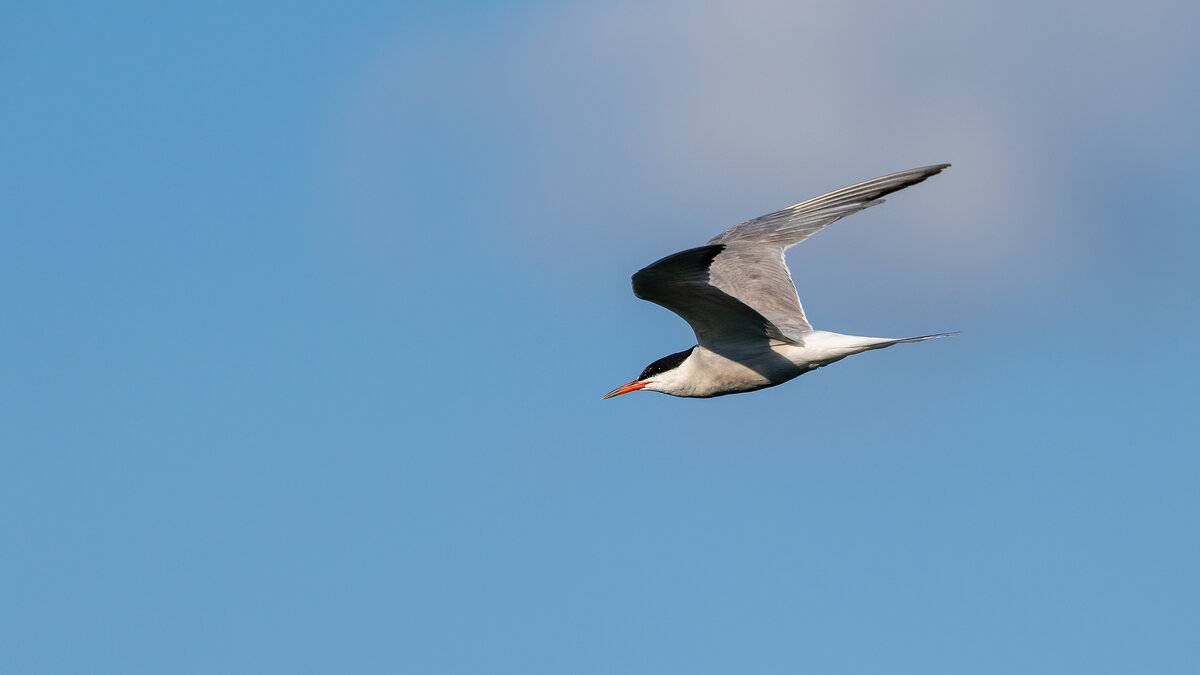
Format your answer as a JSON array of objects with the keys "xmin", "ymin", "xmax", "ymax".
[{"xmin": 601, "ymin": 381, "xmax": 647, "ymax": 399}]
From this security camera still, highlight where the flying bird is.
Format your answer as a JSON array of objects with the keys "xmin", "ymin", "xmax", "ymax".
[{"xmin": 603, "ymin": 164, "xmax": 954, "ymax": 400}]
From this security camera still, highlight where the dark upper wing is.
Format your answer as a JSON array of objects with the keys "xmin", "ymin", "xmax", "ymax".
[{"xmin": 631, "ymin": 245, "xmax": 792, "ymax": 348}]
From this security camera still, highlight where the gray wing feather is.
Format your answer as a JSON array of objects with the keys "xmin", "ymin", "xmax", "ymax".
[
  {"xmin": 703, "ymin": 164, "xmax": 949, "ymax": 339},
  {"xmin": 707, "ymin": 245, "xmax": 814, "ymax": 337},
  {"xmin": 632, "ymin": 245, "xmax": 790, "ymax": 348},
  {"xmin": 707, "ymin": 164, "xmax": 950, "ymax": 248}
]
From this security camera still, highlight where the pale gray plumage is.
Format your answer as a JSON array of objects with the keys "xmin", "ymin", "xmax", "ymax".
[{"xmin": 704, "ymin": 164, "xmax": 949, "ymax": 341}]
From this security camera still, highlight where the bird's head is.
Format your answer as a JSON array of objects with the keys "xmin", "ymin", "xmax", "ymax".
[{"xmin": 602, "ymin": 346, "xmax": 696, "ymax": 399}]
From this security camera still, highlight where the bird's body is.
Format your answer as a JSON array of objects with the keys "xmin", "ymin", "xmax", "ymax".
[
  {"xmin": 604, "ymin": 164, "xmax": 954, "ymax": 400},
  {"xmin": 638, "ymin": 332, "xmax": 947, "ymax": 399}
]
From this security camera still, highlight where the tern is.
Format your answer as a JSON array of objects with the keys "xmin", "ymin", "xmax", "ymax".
[{"xmin": 603, "ymin": 164, "xmax": 954, "ymax": 400}]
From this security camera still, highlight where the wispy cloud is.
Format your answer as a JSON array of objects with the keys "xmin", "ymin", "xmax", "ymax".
[{"xmin": 332, "ymin": 0, "xmax": 1198, "ymax": 301}]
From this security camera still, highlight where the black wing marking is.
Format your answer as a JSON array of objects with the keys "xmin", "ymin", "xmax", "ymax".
[{"xmin": 632, "ymin": 245, "xmax": 791, "ymax": 347}]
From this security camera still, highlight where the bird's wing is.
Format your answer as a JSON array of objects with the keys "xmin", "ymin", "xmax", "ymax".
[
  {"xmin": 632, "ymin": 245, "xmax": 792, "ymax": 349},
  {"xmin": 708, "ymin": 165, "xmax": 950, "ymax": 248},
  {"xmin": 704, "ymin": 164, "xmax": 950, "ymax": 339}
]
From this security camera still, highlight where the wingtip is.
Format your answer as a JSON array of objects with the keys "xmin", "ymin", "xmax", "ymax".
[{"xmin": 899, "ymin": 163, "xmax": 951, "ymax": 188}]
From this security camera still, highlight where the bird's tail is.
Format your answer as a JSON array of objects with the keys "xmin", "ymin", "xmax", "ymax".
[
  {"xmin": 857, "ymin": 332, "xmax": 959, "ymax": 352},
  {"xmin": 889, "ymin": 332, "xmax": 959, "ymax": 344}
]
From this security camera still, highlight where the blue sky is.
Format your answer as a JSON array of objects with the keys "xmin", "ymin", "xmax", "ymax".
[{"xmin": 3, "ymin": 1, "xmax": 1198, "ymax": 673}]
